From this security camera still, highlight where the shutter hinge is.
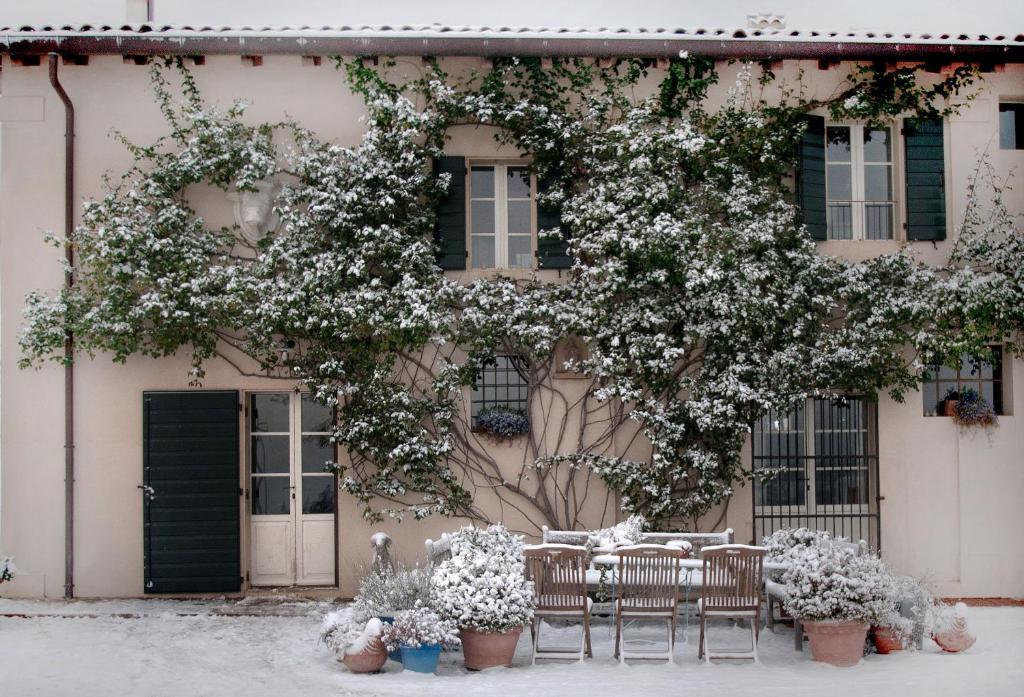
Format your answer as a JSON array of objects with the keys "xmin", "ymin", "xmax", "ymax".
[
  {"xmin": 902, "ymin": 222, "xmax": 908, "ymax": 230},
  {"xmin": 464, "ymin": 250, "xmax": 469, "ymax": 259}
]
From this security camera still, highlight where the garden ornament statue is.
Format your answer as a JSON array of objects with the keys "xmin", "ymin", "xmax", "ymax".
[
  {"xmin": 227, "ymin": 179, "xmax": 280, "ymax": 245},
  {"xmin": 370, "ymin": 532, "xmax": 393, "ymax": 575}
]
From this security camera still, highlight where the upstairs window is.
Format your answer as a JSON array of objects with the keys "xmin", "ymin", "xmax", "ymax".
[
  {"xmin": 826, "ymin": 125, "xmax": 895, "ymax": 240},
  {"xmin": 469, "ymin": 163, "xmax": 534, "ymax": 269},
  {"xmin": 999, "ymin": 103, "xmax": 1024, "ymax": 150},
  {"xmin": 922, "ymin": 348, "xmax": 1004, "ymax": 416}
]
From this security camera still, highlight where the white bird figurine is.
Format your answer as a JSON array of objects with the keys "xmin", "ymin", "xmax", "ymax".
[{"xmin": 933, "ymin": 602, "xmax": 976, "ymax": 653}]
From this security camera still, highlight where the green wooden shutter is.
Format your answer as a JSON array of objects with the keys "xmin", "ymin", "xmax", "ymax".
[
  {"xmin": 903, "ymin": 117, "xmax": 947, "ymax": 241},
  {"xmin": 143, "ymin": 391, "xmax": 241, "ymax": 594},
  {"xmin": 433, "ymin": 156, "xmax": 467, "ymax": 269},
  {"xmin": 797, "ymin": 114, "xmax": 827, "ymax": 240},
  {"xmin": 536, "ymin": 173, "xmax": 570, "ymax": 269}
]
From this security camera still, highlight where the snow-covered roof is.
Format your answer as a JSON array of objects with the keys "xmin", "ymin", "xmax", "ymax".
[{"xmin": 2, "ymin": 24, "xmax": 1022, "ymax": 59}]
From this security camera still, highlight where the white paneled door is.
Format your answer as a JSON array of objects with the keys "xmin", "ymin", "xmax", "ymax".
[{"xmin": 249, "ymin": 392, "xmax": 337, "ymax": 586}]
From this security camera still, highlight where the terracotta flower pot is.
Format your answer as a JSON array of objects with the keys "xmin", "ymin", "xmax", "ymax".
[
  {"xmin": 871, "ymin": 626, "xmax": 903, "ymax": 654},
  {"xmin": 943, "ymin": 399, "xmax": 959, "ymax": 417},
  {"xmin": 803, "ymin": 620, "xmax": 869, "ymax": 667},
  {"xmin": 340, "ymin": 637, "xmax": 388, "ymax": 674},
  {"xmin": 459, "ymin": 626, "xmax": 523, "ymax": 670}
]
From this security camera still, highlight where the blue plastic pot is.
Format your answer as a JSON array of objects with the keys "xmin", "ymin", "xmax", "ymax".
[
  {"xmin": 377, "ymin": 616, "xmax": 402, "ymax": 662},
  {"xmin": 400, "ymin": 643, "xmax": 442, "ymax": 673}
]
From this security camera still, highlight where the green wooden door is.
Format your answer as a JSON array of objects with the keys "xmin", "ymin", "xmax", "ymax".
[{"xmin": 143, "ymin": 391, "xmax": 241, "ymax": 594}]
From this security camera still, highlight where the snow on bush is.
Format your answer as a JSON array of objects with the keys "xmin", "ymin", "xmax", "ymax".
[
  {"xmin": 319, "ymin": 609, "xmax": 385, "ymax": 656},
  {"xmin": 352, "ymin": 562, "xmax": 432, "ymax": 618},
  {"xmin": 591, "ymin": 514, "xmax": 648, "ymax": 548},
  {"xmin": 782, "ymin": 543, "xmax": 898, "ymax": 625},
  {"xmin": 380, "ymin": 604, "xmax": 460, "ymax": 651},
  {"xmin": 761, "ymin": 527, "xmax": 834, "ymax": 562},
  {"xmin": 431, "ymin": 525, "xmax": 535, "ymax": 633}
]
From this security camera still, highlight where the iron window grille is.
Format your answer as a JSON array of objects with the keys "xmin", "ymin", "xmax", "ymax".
[
  {"xmin": 471, "ymin": 355, "xmax": 530, "ymax": 427},
  {"xmin": 752, "ymin": 396, "xmax": 880, "ymax": 550},
  {"xmin": 922, "ymin": 347, "xmax": 1004, "ymax": 416}
]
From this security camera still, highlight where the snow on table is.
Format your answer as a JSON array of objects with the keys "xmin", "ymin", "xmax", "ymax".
[{"xmin": 1, "ymin": 599, "xmax": 1021, "ymax": 697}]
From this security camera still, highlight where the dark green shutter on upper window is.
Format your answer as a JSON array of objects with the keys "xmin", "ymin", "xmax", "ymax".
[
  {"xmin": 143, "ymin": 391, "xmax": 241, "ymax": 594},
  {"xmin": 796, "ymin": 114, "xmax": 827, "ymax": 241},
  {"xmin": 433, "ymin": 156, "xmax": 467, "ymax": 270},
  {"xmin": 536, "ymin": 173, "xmax": 570, "ymax": 269},
  {"xmin": 903, "ymin": 117, "xmax": 947, "ymax": 241}
]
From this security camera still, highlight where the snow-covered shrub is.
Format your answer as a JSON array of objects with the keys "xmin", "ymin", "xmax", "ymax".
[
  {"xmin": 0, "ymin": 556, "xmax": 15, "ymax": 584},
  {"xmin": 590, "ymin": 514, "xmax": 648, "ymax": 548},
  {"xmin": 353, "ymin": 562, "xmax": 432, "ymax": 617},
  {"xmin": 782, "ymin": 543, "xmax": 897, "ymax": 624},
  {"xmin": 431, "ymin": 525, "xmax": 535, "ymax": 633},
  {"xmin": 762, "ymin": 527, "xmax": 833, "ymax": 562},
  {"xmin": 380, "ymin": 604, "xmax": 460, "ymax": 650},
  {"xmin": 474, "ymin": 407, "xmax": 530, "ymax": 438},
  {"xmin": 319, "ymin": 609, "xmax": 385, "ymax": 656}
]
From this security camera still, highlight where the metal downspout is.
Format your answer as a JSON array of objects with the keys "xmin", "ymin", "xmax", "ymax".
[{"xmin": 48, "ymin": 53, "xmax": 75, "ymax": 599}]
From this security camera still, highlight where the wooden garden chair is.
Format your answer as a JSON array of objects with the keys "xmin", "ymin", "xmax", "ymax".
[
  {"xmin": 523, "ymin": 544, "xmax": 593, "ymax": 663},
  {"xmin": 614, "ymin": 544, "xmax": 686, "ymax": 663},
  {"xmin": 697, "ymin": 544, "xmax": 765, "ymax": 662}
]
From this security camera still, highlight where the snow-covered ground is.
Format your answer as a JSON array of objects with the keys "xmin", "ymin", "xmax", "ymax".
[{"xmin": 1, "ymin": 598, "xmax": 1021, "ymax": 697}]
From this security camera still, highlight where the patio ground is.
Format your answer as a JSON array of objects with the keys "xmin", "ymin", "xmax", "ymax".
[{"xmin": 1, "ymin": 598, "xmax": 1021, "ymax": 697}]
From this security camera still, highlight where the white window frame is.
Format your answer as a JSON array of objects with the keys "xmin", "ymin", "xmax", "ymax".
[
  {"xmin": 825, "ymin": 123, "xmax": 899, "ymax": 241},
  {"xmin": 467, "ymin": 160, "xmax": 536, "ymax": 269}
]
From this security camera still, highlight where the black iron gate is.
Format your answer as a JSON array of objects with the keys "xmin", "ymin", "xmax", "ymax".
[{"xmin": 751, "ymin": 396, "xmax": 881, "ymax": 549}]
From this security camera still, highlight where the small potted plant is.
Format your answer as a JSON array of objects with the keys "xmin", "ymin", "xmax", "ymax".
[
  {"xmin": 0, "ymin": 556, "xmax": 15, "ymax": 585},
  {"xmin": 948, "ymin": 387, "xmax": 997, "ymax": 429},
  {"xmin": 380, "ymin": 605, "xmax": 460, "ymax": 674},
  {"xmin": 940, "ymin": 388, "xmax": 960, "ymax": 417},
  {"xmin": 782, "ymin": 544, "xmax": 895, "ymax": 667},
  {"xmin": 319, "ymin": 612, "xmax": 388, "ymax": 673},
  {"xmin": 474, "ymin": 407, "xmax": 530, "ymax": 439},
  {"xmin": 432, "ymin": 525, "xmax": 535, "ymax": 670},
  {"xmin": 352, "ymin": 562, "xmax": 432, "ymax": 661}
]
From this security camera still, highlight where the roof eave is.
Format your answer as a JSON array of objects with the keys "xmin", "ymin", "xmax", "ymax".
[{"xmin": 2, "ymin": 34, "xmax": 1022, "ymax": 61}]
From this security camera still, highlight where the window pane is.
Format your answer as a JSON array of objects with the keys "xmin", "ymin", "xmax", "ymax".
[
  {"xmin": 755, "ymin": 470, "xmax": 805, "ymax": 507},
  {"xmin": 301, "ymin": 394, "xmax": 332, "ymax": 432},
  {"xmin": 302, "ymin": 435, "xmax": 334, "ymax": 473},
  {"xmin": 815, "ymin": 468, "xmax": 868, "ymax": 506},
  {"xmin": 506, "ymin": 167, "xmax": 531, "ymax": 199},
  {"xmin": 507, "ymin": 200, "xmax": 532, "ymax": 235},
  {"xmin": 471, "ymin": 235, "xmax": 495, "ymax": 268},
  {"xmin": 999, "ymin": 104, "xmax": 1023, "ymax": 150},
  {"xmin": 302, "ymin": 475, "xmax": 335, "ymax": 514},
  {"xmin": 827, "ymin": 204, "xmax": 853, "ymax": 239},
  {"xmin": 826, "ymin": 126, "xmax": 851, "ymax": 162},
  {"xmin": 827, "ymin": 164, "xmax": 852, "ymax": 200},
  {"xmin": 471, "ymin": 200, "xmax": 495, "ymax": 235},
  {"xmin": 864, "ymin": 165, "xmax": 892, "ymax": 201},
  {"xmin": 508, "ymin": 235, "xmax": 532, "ymax": 269},
  {"xmin": 922, "ymin": 381, "xmax": 938, "ymax": 416},
  {"xmin": 863, "ymin": 128, "xmax": 891, "ymax": 163},
  {"xmin": 252, "ymin": 476, "xmax": 290, "ymax": 515},
  {"xmin": 471, "ymin": 166, "xmax": 495, "ymax": 198},
  {"xmin": 864, "ymin": 203, "xmax": 893, "ymax": 240},
  {"xmin": 251, "ymin": 393, "xmax": 289, "ymax": 432},
  {"xmin": 251, "ymin": 434, "xmax": 289, "ymax": 474},
  {"xmin": 472, "ymin": 354, "xmax": 530, "ymax": 426}
]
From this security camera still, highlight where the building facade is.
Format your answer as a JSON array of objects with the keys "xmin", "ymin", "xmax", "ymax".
[{"xmin": 1, "ymin": 23, "xmax": 1023, "ymax": 599}]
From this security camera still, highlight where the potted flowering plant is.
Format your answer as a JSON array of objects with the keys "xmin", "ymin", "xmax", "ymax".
[
  {"xmin": 949, "ymin": 387, "xmax": 997, "ymax": 429},
  {"xmin": 474, "ymin": 407, "xmax": 530, "ymax": 439},
  {"xmin": 380, "ymin": 605, "xmax": 460, "ymax": 674},
  {"xmin": 782, "ymin": 543, "xmax": 896, "ymax": 666},
  {"xmin": 319, "ymin": 611, "xmax": 388, "ymax": 673},
  {"xmin": 431, "ymin": 525, "xmax": 535, "ymax": 670},
  {"xmin": 352, "ymin": 562, "xmax": 432, "ymax": 661}
]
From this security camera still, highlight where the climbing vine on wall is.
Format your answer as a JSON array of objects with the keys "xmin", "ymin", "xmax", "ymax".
[{"xmin": 19, "ymin": 55, "xmax": 1018, "ymax": 531}]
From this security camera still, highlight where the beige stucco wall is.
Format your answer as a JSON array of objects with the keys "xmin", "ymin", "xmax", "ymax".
[{"xmin": 1, "ymin": 56, "xmax": 1022, "ymax": 599}]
